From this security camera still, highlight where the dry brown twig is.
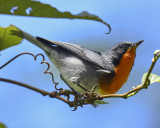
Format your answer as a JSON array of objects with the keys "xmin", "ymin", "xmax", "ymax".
[{"xmin": 0, "ymin": 51, "xmax": 160, "ymax": 110}]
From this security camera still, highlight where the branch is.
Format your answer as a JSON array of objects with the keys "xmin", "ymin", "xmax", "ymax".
[
  {"xmin": 0, "ymin": 50, "xmax": 160, "ymax": 110},
  {"xmin": 0, "ymin": 77, "xmax": 50, "ymax": 96},
  {"xmin": 0, "ymin": 77, "xmax": 70, "ymax": 105},
  {"xmin": 0, "ymin": 52, "xmax": 81, "ymax": 109}
]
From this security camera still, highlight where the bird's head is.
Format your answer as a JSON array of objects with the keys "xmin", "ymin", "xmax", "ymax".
[{"xmin": 105, "ymin": 40, "xmax": 144, "ymax": 67}]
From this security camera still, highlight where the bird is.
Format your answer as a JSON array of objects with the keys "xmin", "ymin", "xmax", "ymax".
[{"xmin": 11, "ymin": 25, "xmax": 143, "ymax": 95}]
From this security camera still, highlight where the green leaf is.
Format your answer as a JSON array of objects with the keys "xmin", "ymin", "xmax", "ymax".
[
  {"xmin": 142, "ymin": 73, "xmax": 160, "ymax": 84},
  {"xmin": 0, "ymin": 122, "xmax": 6, "ymax": 128},
  {"xmin": 0, "ymin": 26, "xmax": 23, "ymax": 51},
  {"xmin": 92, "ymin": 100, "xmax": 108, "ymax": 108},
  {"xmin": 91, "ymin": 100, "xmax": 108, "ymax": 108},
  {"xmin": 0, "ymin": 0, "xmax": 111, "ymax": 33},
  {"xmin": 94, "ymin": 100, "xmax": 108, "ymax": 104}
]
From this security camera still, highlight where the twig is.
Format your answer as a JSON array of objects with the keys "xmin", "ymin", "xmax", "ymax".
[
  {"xmin": 0, "ymin": 52, "xmax": 79, "ymax": 108},
  {"xmin": 0, "ymin": 52, "xmax": 58, "ymax": 85},
  {"xmin": 0, "ymin": 52, "xmax": 34, "ymax": 69},
  {"xmin": 0, "ymin": 50, "xmax": 160, "ymax": 110},
  {"xmin": 0, "ymin": 77, "xmax": 70, "ymax": 105},
  {"xmin": 0, "ymin": 77, "xmax": 50, "ymax": 96}
]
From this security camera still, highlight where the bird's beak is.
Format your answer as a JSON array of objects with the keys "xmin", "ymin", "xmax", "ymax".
[{"xmin": 132, "ymin": 40, "xmax": 144, "ymax": 48}]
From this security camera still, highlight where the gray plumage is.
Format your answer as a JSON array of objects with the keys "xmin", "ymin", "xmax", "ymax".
[{"xmin": 11, "ymin": 25, "xmax": 142, "ymax": 94}]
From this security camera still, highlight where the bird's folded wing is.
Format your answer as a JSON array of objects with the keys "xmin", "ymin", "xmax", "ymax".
[
  {"xmin": 10, "ymin": 24, "xmax": 111, "ymax": 71},
  {"xmin": 36, "ymin": 37, "xmax": 107, "ymax": 69}
]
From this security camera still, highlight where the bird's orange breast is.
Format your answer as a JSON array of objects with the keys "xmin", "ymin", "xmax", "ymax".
[{"xmin": 99, "ymin": 48, "xmax": 136, "ymax": 95}]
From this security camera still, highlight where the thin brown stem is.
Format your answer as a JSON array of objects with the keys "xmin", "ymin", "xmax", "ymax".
[
  {"xmin": 0, "ymin": 77, "xmax": 70, "ymax": 105},
  {"xmin": 100, "ymin": 86, "xmax": 142, "ymax": 99},
  {"xmin": 0, "ymin": 50, "xmax": 160, "ymax": 110},
  {"xmin": 0, "ymin": 52, "xmax": 34, "ymax": 69},
  {"xmin": 0, "ymin": 77, "xmax": 50, "ymax": 96}
]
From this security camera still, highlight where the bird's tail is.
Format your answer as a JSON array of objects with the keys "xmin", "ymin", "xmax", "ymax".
[
  {"xmin": 10, "ymin": 25, "xmax": 60, "ymax": 64},
  {"xmin": 10, "ymin": 24, "xmax": 42, "ymax": 49}
]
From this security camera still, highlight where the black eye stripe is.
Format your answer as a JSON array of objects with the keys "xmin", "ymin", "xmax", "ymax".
[
  {"xmin": 120, "ymin": 45, "xmax": 123, "ymax": 48},
  {"xmin": 119, "ymin": 45, "xmax": 130, "ymax": 49}
]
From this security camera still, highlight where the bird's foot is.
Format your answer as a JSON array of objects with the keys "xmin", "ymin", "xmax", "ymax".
[{"xmin": 83, "ymin": 91, "xmax": 102, "ymax": 104}]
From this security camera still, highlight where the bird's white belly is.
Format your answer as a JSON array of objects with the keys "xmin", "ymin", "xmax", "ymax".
[{"xmin": 61, "ymin": 57, "xmax": 100, "ymax": 93}]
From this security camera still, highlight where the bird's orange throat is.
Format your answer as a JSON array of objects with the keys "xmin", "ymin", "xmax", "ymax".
[{"xmin": 99, "ymin": 48, "xmax": 136, "ymax": 95}]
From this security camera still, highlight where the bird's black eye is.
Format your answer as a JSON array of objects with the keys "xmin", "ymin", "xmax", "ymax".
[
  {"xmin": 119, "ymin": 45, "xmax": 123, "ymax": 51},
  {"xmin": 120, "ymin": 45, "xmax": 123, "ymax": 49}
]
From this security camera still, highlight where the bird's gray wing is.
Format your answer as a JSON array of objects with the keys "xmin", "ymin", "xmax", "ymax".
[
  {"xmin": 11, "ymin": 24, "xmax": 113, "ymax": 73},
  {"xmin": 36, "ymin": 37, "xmax": 107, "ymax": 69}
]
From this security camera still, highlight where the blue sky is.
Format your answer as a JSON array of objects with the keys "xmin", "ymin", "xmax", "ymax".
[{"xmin": 0, "ymin": 0, "xmax": 160, "ymax": 128}]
